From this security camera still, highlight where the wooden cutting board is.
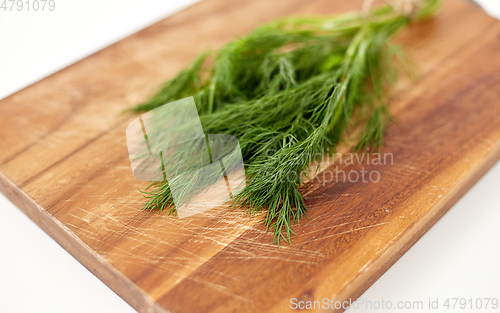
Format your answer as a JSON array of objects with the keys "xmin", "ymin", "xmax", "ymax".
[{"xmin": 1, "ymin": 0, "xmax": 499, "ymax": 312}]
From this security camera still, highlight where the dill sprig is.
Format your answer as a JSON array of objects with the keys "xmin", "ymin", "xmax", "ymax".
[{"xmin": 131, "ymin": 1, "xmax": 441, "ymax": 246}]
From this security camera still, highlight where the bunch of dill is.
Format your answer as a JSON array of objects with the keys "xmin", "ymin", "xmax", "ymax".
[{"xmin": 131, "ymin": 0, "xmax": 441, "ymax": 246}]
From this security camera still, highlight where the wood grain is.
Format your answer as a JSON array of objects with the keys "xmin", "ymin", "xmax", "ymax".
[{"xmin": 1, "ymin": 0, "xmax": 500, "ymax": 312}]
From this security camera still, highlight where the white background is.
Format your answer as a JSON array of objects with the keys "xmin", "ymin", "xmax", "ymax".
[{"xmin": 0, "ymin": 1, "xmax": 499, "ymax": 312}]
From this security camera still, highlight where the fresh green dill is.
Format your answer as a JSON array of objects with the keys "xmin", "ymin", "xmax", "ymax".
[{"xmin": 130, "ymin": 1, "xmax": 441, "ymax": 246}]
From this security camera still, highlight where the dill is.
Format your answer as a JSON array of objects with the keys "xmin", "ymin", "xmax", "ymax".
[{"xmin": 130, "ymin": 0, "xmax": 441, "ymax": 246}]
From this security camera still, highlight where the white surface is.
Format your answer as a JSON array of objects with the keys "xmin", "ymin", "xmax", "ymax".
[
  {"xmin": 475, "ymin": 0, "xmax": 500, "ymax": 19},
  {"xmin": 0, "ymin": 193, "xmax": 137, "ymax": 313},
  {"xmin": 0, "ymin": 1, "xmax": 499, "ymax": 313}
]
